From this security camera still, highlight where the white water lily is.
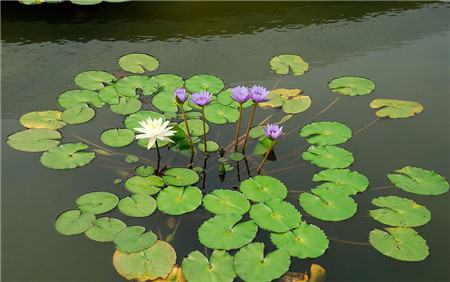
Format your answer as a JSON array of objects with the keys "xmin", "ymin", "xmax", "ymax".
[{"xmin": 134, "ymin": 117, "xmax": 176, "ymax": 149}]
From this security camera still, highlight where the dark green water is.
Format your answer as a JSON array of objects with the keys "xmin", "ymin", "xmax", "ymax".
[{"xmin": 2, "ymin": 2, "xmax": 449, "ymax": 282}]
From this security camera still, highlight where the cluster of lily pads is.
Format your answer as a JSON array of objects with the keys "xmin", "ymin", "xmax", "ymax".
[{"xmin": 6, "ymin": 52, "xmax": 448, "ymax": 281}]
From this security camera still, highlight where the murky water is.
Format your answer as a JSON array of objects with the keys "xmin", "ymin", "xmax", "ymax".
[{"xmin": 2, "ymin": 2, "xmax": 449, "ymax": 282}]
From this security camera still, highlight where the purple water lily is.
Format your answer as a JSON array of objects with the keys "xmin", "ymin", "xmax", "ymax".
[
  {"xmin": 231, "ymin": 86, "xmax": 250, "ymax": 104},
  {"xmin": 174, "ymin": 88, "xmax": 188, "ymax": 104},
  {"xmin": 264, "ymin": 124, "xmax": 283, "ymax": 140},
  {"xmin": 191, "ymin": 90, "xmax": 213, "ymax": 107},
  {"xmin": 250, "ymin": 85, "xmax": 270, "ymax": 103}
]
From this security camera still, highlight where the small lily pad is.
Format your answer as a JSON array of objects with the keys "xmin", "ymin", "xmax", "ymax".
[
  {"xmin": 100, "ymin": 128, "xmax": 135, "ymax": 147},
  {"xmin": 179, "ymin": 119, "xmax": 209, "ymax": 137},
  {"xmin": 76, "ymin": 191, "xmax": 119, "ymax": 214},
  {"xmin": 249, "ymin": 199, "xmax": 301, "ymax": 232},
  {"xmin": 204, "ymin": 104, "xmax": 239, "ymax": 124},
  {"xmin": 163, "ymin": 168, "xmax": 200, "ymax": 187},
  {"xmin": 185, "ymin": 74, "xmax": 224, "ymax": 94},
  {"xmin": 203, "ymin": 189, "xmax": 250, "ymax": 215},
  {"xmin": 110, "ymin": 97, "xmax": 142, "ymax": 115},
  {"xmin": 157, "ymin": 186, "xmax": 202, "ymax": 215},
  {"xmin": 74, "ymin": 70, "xmax": 116, "ymax": 90},
  {"xmin": 387, "ymin": 166, "xmax": 449, "ymax": 195},
  {"xmin": 302, "ymin": 145, "xmax": 354, "ymax": 169},
  {"xmin": 300, "ymin": 121, "xmax": 352, "ymax": 146},
  {"xmin": 125, "ymin": 175, "xmax": 164, "ymax": 195},
  {"xmin": 182, "ymin": 250, "xmax": 236, "ymax": 282},
  {"xmin": 328, "ymin": 76, "xmax": 375, "ymax": 96},
  {"xmin": 85, "ymin": 217, "xmax": 127, "ymax": 242},
  {"xmin": 135, "ymin": 165, "xmax": 154, "ymax": 177},
  {"xmin": 124, "ymin": 110, "xmax": 164, "ymax": 130},
  {"xmin": 40, "ymin": 143, "xmax": 95, "ymax": 169},
  {"xmin": 229, "ymin": 152, "xmax": 244, "ymax": 161},
  {"xmin": 270, "ymin": 54, "xmax": 309, "ymax": 75},
  {"xmin": 118, "ymin": 194, "xmax": 157, "ymax": 217},
  {"xmin": 149, "ymin": 74, "xmax": 184, "ymax": 91},
  {"xmin": 198, "ymin": 141, "xmax": 220, "ymax": 153},
  {"xmin": 115, "ymin": 75, "xmax": 159, "ymax": 97},
  {"xmin": 118, "ymin": 53, "xmax": 159, "ymax": 74},
  {"xmin": 240, "ymin": 175, "xmax": 288, "ymax": 202},
  {"xmin": 114, "ymin": 226, "xmax": 157, "ymax": 253},
  {"xmin": 20, "ymin": 110, "xmax": 66, "ymax": 129},
  {"xmin": 61, "ymin": 104, "xmax": 96, "ymax": 124},
  {"xmin": 125, "ymin": 154, "xmax": 140, "ymax": 164},
  {"xmin": 370, "ymin": 99, "xmax": 423, "ymax": 118},
  {"xmin": 58, "ymin": 89, "xmax": 105, "ymax": 109},
  {"xmin": 55, "ymin": 209, "xmax": 96, "ymax": 236},
  {"xmin": 6, "ymin": 128, "xmax": 61, "ymax": 152},
  {"xmin": 312, "ymin": 169, "xmax": 369, "ymax": 195}
]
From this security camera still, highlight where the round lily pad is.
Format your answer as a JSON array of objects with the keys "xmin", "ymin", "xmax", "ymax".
[
  {"xmin": 370, "ymin": 99, "xmax": 423, "ymax": 118},
  {"xmin": 100, "ymin": 128, "xmax": 135, "ymax": 147},
  {"xmin": 74, "ymin": 70, "xmax": 116, "ymax": 90},
  {"xmin": 118, "ymin": 194, "xmax": 157, "ymax": 217},
  {"xmin": 299, "ymin": 186, "xmax": 357, "ymax": 221},
  {"xmin": 270, "ymin": 54, "xmax": 309, "ymax": 76},
  {"xmin": 249, "ymin": 125, "xmax": 265, "ymax": 140},
  {"xmin": 149, "ymin": 74, "xmax": 184, "ymax": 91},
  {"xmin": 114, "ymin": 226, "xmax": 157, "ymax": 253},
  {"xmin": 387, "ymin": 166, "xmax": 449, "ymax": 195},
  {"xmin": 312, "ymin": 169, "xmax": 369, "ymax": 195},
  {"xmin": 328, "ymin": 76, "xmax": 375, "ymax": 96},
  {"xmin": 40, "ymin": 143, "xmax": 95, "ymax": 169},
  {"xmin": 249, "ymin": 199, "xmax": 301, "ymax": 232},
  {"xmin": 110, "ymin": 97, "xmax": 142, "ymax": 115},
  {"xmin": 198, "ymin": 214, "xmax": 258, "ymax": 250},
  {"xmin": 300, "ymin": 121, "xmax": 352, "ymax": 146},
  {"xmin": 61, "ymin": 104, "xmax": 96, "ymax": 124},
  {"xmin": 99, "ymin": 85, "xmax": 120, "ymax": 105},
  {"xmin": 19, "ymin": 110, "xmax": 66, "ymax": 129},
  {"xmin": 203, "ymin": 189, "xmax": 250, "ymax": 215},
  {"xmin": 185, "ymin": 74, "xmax": 224, "ymax": 94},
  {"xmin": 55, "ymin": 209, "xmax": 96, "ymax": 236},
  {"xmin": 123, "ymin": 110, "xmax": 164, "ymax": 130},
  {"xmin": 115, "ymin": 75, "xmax": 159, "ymax": 97},
  {"xmin": 135, "ymin": 165, "xmax": 154, "ymax": 177},
  {"xmin": 179, "ymin": 119, "xmax": 209, "ymax": 137},
  {"xmin": 204, "ymin": 104, "xmax": 239, "ymax": 124},
  {"xmin": 369, "ymin": 196, "xmax": 431, "ymax": 227},
  {"xmin": 198, "ymin": 141, "xmax": 220, "ymax": 153},
  {"xmin": 369, "ymin": 227, "xmax": 429, "ymax": 262},
  {"xmin": 85, "ymin": 217, "xmax": 127, "ymax": 242},
  {"xmin": 76, "ymin": 191, "xmax": 119, "ymax": 214},
  {"xmin": 152, "ymin": 91, "xmax": 190, "ymax": 113},
  {"xmin": 58, "ymin": 89, "xmax": 104, "ymax": 109},
  {"xmin": 157, "ymin": 186, "xmax": 202, "ymax": 215},
  {"xmin": 182, "ymin": 250, "xmax": 236, "ymax": 282},
  {"xmin": 234, "ymin": 242, "xmax": 291, "ymax": 282},
  {"xmin": 229, "ymin": 151, "xmax": 244, "ymax": 161},
  {"xmin": 6, "ymin": 128, "xmax": 61, "ymax": 152},
  {"xmin": 162, "ymin": 168, "xmax": 199, "ymax": 187},
  {"xmin": 302, "ymin": 145, "xmax": 354, "ymax": 169},
  {"xmin": 239, "ymin": 175, "xmax": 288, "ymax": 202},
  {"xmin": 113, "ymin": 240, "xmax": 176, "ymax": 281},
  {"xmin": 282, "ymin": 95, "xmax": 311, "ymax": 114},
  {"xmin": 270, "ymin": 222, "xmax": 329, "ymax": 259},
  {"xmin": 118, "ymin": 53, "xmax": 159, "ymax": 74}
]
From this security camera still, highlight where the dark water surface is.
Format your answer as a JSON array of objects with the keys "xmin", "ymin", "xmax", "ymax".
[{"xmin": 2, "ymin": 2, "xmax": 449, "ymax": 282}]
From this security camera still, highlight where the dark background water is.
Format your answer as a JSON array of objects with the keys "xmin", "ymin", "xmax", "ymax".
[{"xmin": 2, "ymin": 2, "xmax": 449, "ymax": 282}]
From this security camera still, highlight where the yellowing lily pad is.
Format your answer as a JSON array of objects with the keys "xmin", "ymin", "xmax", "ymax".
[
  {"xmin": 240, "ymin": 175, "xmax": 288, "ymax": 202},
  {"xmin": 370, "ymin": 99, "xmax": 423, "ymax": 118},
  {"xmin": 300, "ymin": 121, "xmax": 352, "ymax": 146},
  {"xmin": 6, "ymin": 128, "xmax": 61, "ymax": 152},
  {"xmin": 328, "ymin": 76, "xmax": 375, "ymax": 96},
  {"xmin": 163, "ymin": 168, "xmax": 199, "ymax": 187},
  {"xmin": 118, "ymin": 194, "xmax": 157, "ymax": 217},
  {"xmin": 157, "ymin": 186, "xmax": 202, "ymax": 215},
  {"xmin": 202, "ymin": 189, "xmax": 250, "ymax": 215},
  {"xmin": 114, "ymin": 226, "xmax": 157, "ymax": 253},
  {"xmin": 249, "ymin": 199, "xmax": 301, "ymax": 232},
  {"xmin": 312, "ymin": 169, "xmax": 369, "ymax": 195},
  {"xmin": 19, "ymin": 110, "xmax": 66, "ymax": 129},
  {"xmin": 40, "ymin": 143, "xmax": 95, "ymax": 169},
  {"xmin": 74, "ymin": 70, "xmax": 116, "ymax": 90},
  {"xmin": 100, "ymin": 128, "xmax": 135, "ymax": 147},
  {"xmin": 388, "ymin": 166, "xmax": 449, "ymax": 195},
  {"xmin": 85, "ymin": 217, "xmax": 127, "ymax": 242},
  {"xmin": 270, "ymin": 54, "xmax": 309, "ymax": 75},
  {"xmin": 55, "ymin": 209, "xmax": 96, "ymax": 235},
  {"xmin": 282, "ymin": 96, "xmax": 311, "ymax": 114},
  {"xmin": 118, "ymin": 53, "xmax": 159, "ymax": 74},
  {"xmin": 182, "ymin": 250, "xmax": 235, "ymax": 282},
  {"xmin": 185, "ymin": 74, "xmax": 224, "ymax": 94},
  {"xmin": 302, "ymin": 145, "xmax": 354, "ymax": 169}
]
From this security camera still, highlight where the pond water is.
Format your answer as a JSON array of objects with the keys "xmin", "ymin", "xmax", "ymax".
[{"xmin": 2, "ymin": 2, "xmax": 449, "ymax": 282}]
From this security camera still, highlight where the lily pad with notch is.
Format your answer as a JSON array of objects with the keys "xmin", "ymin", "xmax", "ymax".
[
  {"xmin": 157, "ymin": 186, "xmax": 202, "ymax": 215},
  {"xmin": 125, "ymin": 175, "xmax": 164, "ymax": 195},
  {"xmin": 204, "ymin": 103, "xmax": 239, "ymax": 124},
  {"xmin": 110, "ymin": 97, "xmax": 142, "ymax": 115},
  {"xmin": 149, "ymin": 74, "xmax": 184, "ymax": 91},
  {"xmin": 118, "ymin": 194, "xmax": 157, "ymax": 217},
  {"xmin": 179, "ymin": 119, "xmax": 210, "ymax": 137},
  {"xmin": 20, "ymin": 110, "xmax": 66, "ymax": 130},
  {"xmin": 249, "ymin": 199, "xmax": 301, "ymax": 233},
  {"xmin": 55, "ymin": 209, "xmax": 96, "ymax": 236},
  {"xmin": 114, "ymin": 226, "xmax": 157, "ymax": 253},
  {"xmin": 118, "ymin": 53, "xmax": 159, "ymax": 74},
  {"xmin": 370, "ymin": 99, "xmax": 423, "ymax": 118},
  {"xmin": 85, "ymin": 217, "xmax": 127, "ymax": 242},
  {"xmin": 135, "ymin": 165, "xmax": 154, "ymax": 177},
  {"xmin": 7, "ymin": 128, "xmax": 61, "ymax": 152},
  {"xmin": 58, "ymin": 89, "xmax": 105, "ymax": 109},
  {"xmin": 99, "ymin": 85, "xmax": 120, "ymax": 105},
  {"xmin": 61, "ymin": 104, "xmax": 96, "ymax": 125},
  {"xmin": 40, "ymin": 142, "xmax": 95, "ymax": 169},
  {"xmin": 182, "ymin": 250, "xmax": 236, "ymax": 282},
  {"xmin": 328, "ymin": 76, "xmax": 375, "ymax": 96},
  {"xmin": 100, "ymin": 128, "xmax": 135, "ymax": 147},
  {"xmin": 115, "ymin": 75, "xmax": 159, "ymax": 97},
  {"xmin": 300, "ymin": 121, "xmax": 352, "ymax": 146},
  {"xmin": 76, "ymin": 191, "xmax": 119, "ymax": 214},
  {"xmin": 387, "ymin": 166, "xmax": 449, "ymax": 195},
  {"xmin": 74, "ymin": 70, "xmax": 116, "ymax": 91},
  {"xmin": 302, "ymin": 145, "xmax": 354, "ymax": 169},
  {"xmin": 270, "ymin": 54, "xmax": 309, "ymax": 76},
  {"xmin": 312, "ymin": 169, "xmax": 369, "ymax": 195},
  {"xmin": 240, "ymin": 175, "xmax": 288, "ymax": 202},
  {"xmin": 203, "ymin": 189, "xmax": 250, "ymax": 215},
  {"xmin": 162, "ymin": 168, "xmax": 200, "ymax": 187},
  {"xmin": 185, "ymin": 74, "xmax": 224, "ymax": 94}
]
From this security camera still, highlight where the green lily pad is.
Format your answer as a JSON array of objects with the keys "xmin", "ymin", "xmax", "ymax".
[
  {"xmin": 19, "ymin": 110, "xmax": 66, "ymax": 129},
  {"xmin": 198, "ymin": 214, "xmax": 258, "ymax": 250},
  {"xmin": 76, "ymin": 191, "xmax": 119, "ymax": 214},
  {"xmin": 6, "ymin": 128, "xmax": 61, "ymax": 152},
  {"xmin": 198, "ymin": 141, "xmax": 220, "ymax": 153},
  {"xmin": 312, "ymin": 169, "xmax": 369, "ymax": 195},
  {"xmin": 99, "ymin": 85, "xmax": 120, "ymax": 105},
  {"xmin": 249, "ymin": 199, "xmax": 301, "ymax": 232},
  {"xmin": 125, "ymin": 154, "xmax": 140, "ymax": 163},
  {"xmin": 369, "ymin": 227, "xmax": 429, "ymax": 262},
  {"xmin": 100, "ymin": 128, "xmax": 135, "ymax": 147},
  {"xmin": 58, "ymin": 89, "xmax": 105, "ymax": 109},
  {"xmin": 118, "ymin": 53, "xmax": 159, "ymax": 74},
  {"xmin": 162, "ymin": 168, "xmax": 199, "ymax": 186},
  {"xmin": 185, "ymin": 74, "xmax": 224, "ymax": 94},
  {"xmin": 369, "ymin": 196, "xmax": 431, "ymax": 227},
  {"xmin": 157, "ymin": 186, "xmax": 202, "ymax": 215},
  {"xmin": 300, "ymin": 121, "xmax": 352, "ymax": 146},
  {"xmin": 270, "ymin": 54, "xmax": 309, "ymax": 76},
  {"xmin": 61, "ymin": 104, "xmax": 96, "ymax": 124},
  {"xmin": 270, "ymin": 222, "xmax": 329, "ymax": 259},
  {"xmin": 137, "ymin": 138, "xmax": 170, "ymax": 150},
  {"xmin": 249, "ymin": 125, "xmax": 265, "ymax": 140},
  {"xmin": 282, "ymin": 95, "xmax": 311, "ymax": 114},
  {"xmin": 149, "ymin": 74, "xmax": 184, "ymax": 91},
  {"xmin": 152, "ymin": 91, "xmax": 191, "ymax": 113},
  {"xmin": 115, "ymin": 75, "xmax": 159, "ymax": 97},
  {"xmin": 203, "ymin": 189, "xmax": 250, "ymax": 215},
  {"xmin": 113, "ymin": 240, "xmax": 176, "ymax": 281},
  {"xmin": 204, "ymin": 103, "xmax": 239, "ymax": 124},
  {"xmin": 135, "ymin": 165, "xmax": 154, "ymax": 177},
  {"xmin": 302, "ymin": 145, "xmax": 354, "ymax": 169},
  {"xmin": 118, "ymin": 194, "xmax": 157, "ymax": 217},
  {"xmin": 123, "ymin": 110, "xmax": 164, "ymax": 130},
  {"xmin": 229, "ymin": 151, "xmax": 244, "ymax": 161},
  {"xmin": 299, "ymin": 186, "xmax": 357, "ymax": 221},
  {"xmin": 240, "ymin": 175, "xmax": 288, "ymax": 202},
  {"xmin": 182, "ymin": 250, "xmax": 236, "ymax": 282},
  {"xmin": 387, "ymin": 166, "xmax": 449, "ymax": 195},
  {"xmin": 110, "ymin": 97, "xmax": 142, "ymax": 115},
  {"xmin": 85, "ymin": 217, "xmax": 127, "ymax": 242},
  {"xmin": 179, "ymin": 119, "xmax": 210, "ymax": 137},
  {"xmin": 328, "ymin": 76, "xmax": 375, "ymax": 96},
  {"xmin": 40, "ymin": 143, "xmax": 95, "ymax": 169},
  {"xmin": 253, "ymin": 137, "xmax": 272, "ymax": 156},
  {"xmin": 55, "ymin": 209, "xmax": 96, "ymax": 235},
  {"xmin": 370, "ymin": 99, "xmax": 424, "ymax": 118},
  {"xmin": 234, "ymin": 242, "xmax": 291, "ymax": 282},
  {"xmin": 217, "ymin": 89, "xmax": 254, "ymax": 109},
  {"xmin": 114, "ymin": 226, "xmax": 157, "ymax": 253},
  {"xmin": 71, "ymin": 0, "xmax": 102, "ymax": 5},
  {"xmin": 74, "ymin": 70, "xmax": 116, "ymax": 90}
]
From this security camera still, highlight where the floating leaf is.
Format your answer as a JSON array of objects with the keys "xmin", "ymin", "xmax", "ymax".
[
  {"xmin": 40, "ymin": 143, "xmax": 95, "ymax": 169},
  {"xmin": 163, "ymin": 168, "xmax": 199, "ymax": 187},
  {"xmin": 198, "ymin": 141, "xmax": 219, "ymax": 153},
  {"xmin": 58, "ymin": 89, "xmax": 104, "ymax": 109},
  {"xmin": 198, "ymin": 214, "xmax": 258, "ymax": 250},
  {"xmin": 240, "ymin": 175, "xmax": 288, "ymax": 202},
  {"xmin": 250, "ymin": 199, "xmax": 301, "ymax": 232},
  {"xmin": 370, "ymin": 99, "xmax": 423, "ymax": 118},
  {"xmin": 182, "ymin": 250, "xmax": 235, "ymax": 282},
  {"xmin": 61, "ymin": 104, "xmax": 95, "ymax": 124},
  {"xmin": 204, "ymin": 104, "xmax": 239, "ymax": 124},
  {"xmin": 185, "ymin": 74, "xmax": 224, "ymax": 94},
  {"xmin": 157, "ymin": 186, "xmax": 202, "ymax": 215},
  {"xmin": 259, "ymin": 90, "xmax": 285, "ymax": 108},
  {"xmin": 99, "ymin": 85, "xmax": 120, "ymax": 105},
  {"xmin": 118, "ymin": 194, "xmax": 157, "ymax": 217},
  {"xmin": 71, "ymin": 0, "xmax": 102, "ymax": 4},
  {"xmin": 179, "ymin": 119, "xmax": 209, "ymax": 137},
  {"xmin": 124, "ymin": 154, "xmax": 139, "ymax": 164},
  {"xmin": 300, "ymin": 121, "xmax": 352, "ymax": 146},
  {"xmin": 124, "ymin": 110, "xmax": 164, "ymax": 130},
  {"xmin": 19, "ymin": 110, "xmax": 65, "ymax": 129},
  {"xmin": 85, "ymin": 217, "xmax": 127, "ymax": 242},
  {"xmin": 282, "ymin": 95, "xmax": 311, "ymax": 114},
  {"xmin": 328, "ymin": 76, "xmax": 375, "ymax": 96},
  {"xmin": 270, "ymin": 54, "xmax": 309, "ymax": 76},
  {"xmin": 299, "ymin": 186, "xmax": 357, "ymax": 221},
  {"xmin": 234, "ymin": 242, "xmax": 291, "ymax": 282},
  {"xmin": 302, "ymin": 145, "xmax": 354, "ymax": 169},
  {"xmin": 100, "ymin": 128, "xmax": 135, "ymax": 147},
  {"xmin": 153, "ymin": 265, "xmax": 186, "ymax": 282},
  {"xmin": 259, "ymin": 89, "xmax": 310, "ymax": 115},
  {"xmin": 271, "ymin": 222, "xmax": 329, "ymax": 259},
  {"xmin": 229, "ymin": 151, "xmax": 244, "ymax": 161},
  {"xmin": 150, "ymin": 74, "xmax": 184, "ymax": 91},
  {"xmin": 110, "ymin": 97, "xmax": 142, "ymax": 115},
  {"xmin": 369, "ymin": 196, "xmax": 431, "ymax": 227},
  {"xmin": 387, "ymin": 166, "xmax": 449, "ymax": 195},
  {"xmin": 55, "ymin": 209, "xmax": 95, "ymax": 235},
  {"xmin": 76, "ymin": 191, "xmax": 119, "ymax": 214},
  {"xmin": 312, "ymin": 169, "xmax": 369, "ymax": 195},
  {"xmin": 6, "ymin": 128, "xmax": 61, "ymax": 152},
  {"xmin": 217, "ymin": 89, "xmax": 253, "ymax": 109},
  {"xmin": 253, "ymin": 137, "xmax": 272, "ymax": 156},
  {"xmin": 74, "ymin": 70, "xmax": 116, "ymax": 90},
  {"xmin": 115, "ymin": 75, "xmax": 159, "ymax": 97},
  {"xmin": 114, "ymin": 226, "xmax": 157, "ymax": 253},
  {"xmin": 249, "ymin": 125, "xmax": 264, "ymax": 140},
  {"xmin": 152, "ymin": 91, "xmax": 191, "ymax": 113},
  {"xmin": 118, "ymin": 53, "xmax": 159, "ymax": 74},
  {"xmin": 369, "ymin": 227, "xmax": 429, "ymax": 262},
  {"xmin": 135, "ymin": 165, "xmax": 155, "ymax": 177},
  {"xmin": 202, "ymin": 189, "xmax": 250, "ymax": 215}
]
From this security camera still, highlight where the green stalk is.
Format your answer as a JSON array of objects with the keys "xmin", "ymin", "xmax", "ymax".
[
  {"xmin": 256, "ymin": 140, "xmax": 274, "ymax": 174},
  {"xmin": 242, "ymin": 103, "xmax": 257, "ymax": 153},
  {"xmin": 201, "ymin": 107, "xmax": 208, "ymax": 155},
  {"xmin": 234, "ymin": 103, "xmax": 244, "ymax": 151},
  {"xmin": 180, "ymin": 104, "xmax": 195, "ymax": 156}
]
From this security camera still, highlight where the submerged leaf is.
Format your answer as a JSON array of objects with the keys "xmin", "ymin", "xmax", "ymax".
[
  {"xmin": 114, "ymin": 226, "xmax": 157, "ymax": 253},
  {"xmin": 118, "ymin": 194, "xmax": 157, "ymax": 217},
  {"xmin": 20, "ymin": 110, "xmax": 65, "ymax": 129},
  {"xmin": 74, "ymin": 70, "xmax": 116, "ymax": 90},
  {"xmin": 328, "ymin": 76, "xmax": 375, "ymax": 96},
  {"xmin": 312, "ymin": 169, "xmax": 369, "ymax": 195},
  {"xmin": 100, "ymin": 128, "xmax": 135, "ymax": 147},
  {"xmin": 118, "ymin": 53, "xmax": 159, "ymax": 74},
  {"xmin": 270, "ymin": 54, "xmax": 309, "ymax": 76},
  {"xmin": 300, "ymin": 121, "xmax": 352, "ymax": 146},
  {"xmin": 55, "ymin": 209, "xmax": 95, "ymax": 236},
  {"xmin": 6, "ymin": 128, "xmax": 61, "ymax": 152},
  {"xmin": 388, "ymin": 166, "xmax": 449, "ymax": 195},
  {"xmin": 370, "ymin": 99, "xmax": 423, "ymax": 118},
  {"xmin": 240, "ymin": 175, "xmax": 288, "ymax": 202},
  {"xmin": 157, "ymin": 186, "xmax": 202, "ymax": 215},
  {"xmin": 40, "ymin": 143, "xmax": 95, "ymax": 169},
  {"xmin": 76, "ymin": 191, "xmax": 119, "ymax": 214},
  {"xmin": 203, "ymin": 189, "xmax": 250, "ymax": 215},
  {"xmin": 185, "ymin": 74, "xmax": 224, "ymax": 94},
  {"xmin": 302, "ymin": 145, "xmax": 354, "ymax": 169},
  {"xmin": 182, "ymin": 250, "xmax": 235, "ymax": 282}
]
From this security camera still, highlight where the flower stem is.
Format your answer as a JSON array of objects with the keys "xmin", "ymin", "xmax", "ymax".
[
  {"xmin": 201, "ymin": 107, "xmax": 208, "ymax": 155},
  {"xmin": 234, "ymin": 104, "xmax": 243, "ymax": 151},
  {"xmin": 256, "ymin": 140, "xmax": 274, "ymax": 174},
  {"xmin": 155, "ymin": 140, "xmax": 161, "ymax": 174},
  {"xmin": 180, "ymin": 104, "xmax": 195, "ymax": 157},
  {"xmin": 242, "ymin": 103, "xmax": 257, "ymax": 153}
]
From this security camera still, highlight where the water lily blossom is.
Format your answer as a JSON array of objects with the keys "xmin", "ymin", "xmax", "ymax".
[
  {"xmin": 231, "ymin": 86, "xmax": 250, "ymax": 104},
  {"xmin": 256, "ymin": 123, "xmax": 283, "ymax": 174},
  {"xmin": 191, "ymin": 90, "xmax": 213, "ymax": 107},
  {"xmin": 134, "ymin": 117, "xmax": 176, "ymax": 150},
  {"xmin": 174, "ymin": 88, "xmax": 188, "ymax": 104}
]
